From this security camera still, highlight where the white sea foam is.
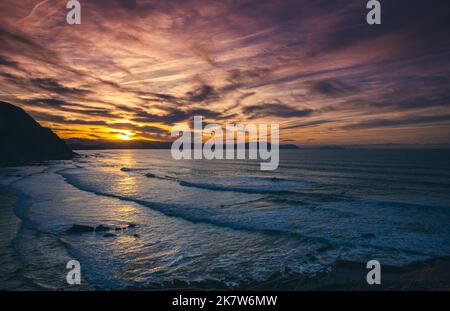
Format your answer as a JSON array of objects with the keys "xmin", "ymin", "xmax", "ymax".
[{"xmin": 1, "ymin": 149, "xmax": 450, "ymax": 289}]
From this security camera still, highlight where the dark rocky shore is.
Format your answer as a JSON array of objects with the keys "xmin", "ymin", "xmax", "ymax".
[
  {"xmin": 1, "ymin": 182, "xmax": 449, "ymax": 291},
  {"xmin": 117, "ymin": 256, "xmax": 450, "ymax": 291},
  {"xmin": 250, "ymin": 257, "xmax": 450, "ymax": 291},
  {"xmin": 0, "ymin": 101, "xmax": 73, "ymax": 166}
]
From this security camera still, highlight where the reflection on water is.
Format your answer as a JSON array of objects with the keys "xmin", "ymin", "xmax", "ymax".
[{"xmin": 1, "ymin": 149, "xmax": 450, "ymax": 289}]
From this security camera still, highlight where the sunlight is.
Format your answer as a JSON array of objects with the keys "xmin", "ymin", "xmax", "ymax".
[
  {"xmin": 116, "ymin": 134, "xmax": 133, "ymax": 141},
  {"xmin": 114, "ymin": 129, "xmax": 135, "ymax": 141}
]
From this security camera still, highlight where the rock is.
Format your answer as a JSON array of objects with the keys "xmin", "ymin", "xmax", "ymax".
[
  {"xmin": 95, "ymin": 225, "xmax": 110, "ymax": 232},
  {"xmin": 128, "ymin": 223, "xmax": 137, "ymax": 228},
  {"xmin": 66, "ymin": 224, "xmax": 95, "ymax": 234},
  {"xmin": 103, "ymin": 233, "xmax": 116, "ymax": 238},
  {"xmin": 0, "ymin": 101, "xmax": 73, "ymax": 165}
]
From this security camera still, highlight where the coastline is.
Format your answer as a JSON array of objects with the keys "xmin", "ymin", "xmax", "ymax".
[
  {"xmin": 0, "ymin": 186, "xmax": 25, "ymax": 290},
  {"xmin": 124, "ymin": 256, "xmax": 450, "ymax": 291},
  {"xmin": 1, "ymin": 167, "xmax": 450, "ymax": 291},
  {"xmin": 257, "ymin": 256, "xmax": 450, "ymax": 291}
]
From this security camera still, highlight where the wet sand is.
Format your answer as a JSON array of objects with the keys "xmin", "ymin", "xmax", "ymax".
[
  {"xmin": 148, "ymin": 257, "xmax": 450, "ymax": 291},
  {"xmin": 0, "ymin": 187, "xmax": 25, "ymax": 290},
  {"xmin": 250, "ymin": 257, "xmax": 450, "ymax": 291},
  {"xmin": 1, "ymin": 167, "xmax": 449, "ymax": 291}
]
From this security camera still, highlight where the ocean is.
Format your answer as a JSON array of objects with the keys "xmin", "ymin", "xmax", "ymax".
[{"xmin": 1, "ymin": 149, "xmax": 450, "ymax": 290}]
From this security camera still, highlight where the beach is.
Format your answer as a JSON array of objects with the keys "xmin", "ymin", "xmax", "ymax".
[
  {"xmin": 0, "ymin": 184, "xmax": 24, "ymax": 290},
  {"xmin": 2, "ymin": 178, "xmax": 450, "ymax": 291},
  {"xmin": 0, "ymin": 149, "xmax": 450, "ymax": 290},
  {"xmin": 252, "ymin": 256, "xmax": 450, "ymax": 291}
]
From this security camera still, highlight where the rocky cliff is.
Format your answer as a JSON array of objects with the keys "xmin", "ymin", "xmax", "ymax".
[{"xmin": 0, "ymin": 101, "xmax": 73, "ymax": 165}]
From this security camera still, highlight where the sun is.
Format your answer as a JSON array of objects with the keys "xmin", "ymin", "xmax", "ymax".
[
  {"xmin": 113, "ymin": 129, "xmax": 135, "ymax": 141},
  {"xmin": 116, "ymin": 134, "xmax": 133, "ymax": 140}
]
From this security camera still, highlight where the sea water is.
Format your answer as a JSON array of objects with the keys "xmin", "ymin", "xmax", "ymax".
[{"xmin": 1, "ymin": 149, "xmax": 450, "ymax": 289}]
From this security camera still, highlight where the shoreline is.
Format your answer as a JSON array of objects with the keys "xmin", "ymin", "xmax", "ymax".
[
  {"xmin": 1, "ymin": 169, "xmax": 450, "ymax": 291},
  {"xmin": 1, "ymin": 184, "xmax": 450, "ymax": 291},
  {"xmin": 0, "ymin": 186, "xmax": 25, "ymax": 290},
  {"xmin": 124, "ymin": 256, "xmax": 450, "ymax": 291},
  {"xmin": 261, "ymin": 256, "xmax": 450, "ymax": 291}
]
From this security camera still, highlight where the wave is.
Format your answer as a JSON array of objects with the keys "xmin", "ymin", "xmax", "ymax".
[
  {"xmin": 114, "ymin": 166, "xmax": 450, "ymax": 213},
  {"xmin": 58, "ymin": 170, "xmax": 440, "ymax": 258},
  {"xmin": 58, "ymin": 171, "xmax": 334, "ymax": 242},
  {"xmin": 5, "ymin": 185, "xmax": 89, "ymax": 290},
  {"xmin": 119, "ymin": 166, "xmax": 307, "ymax": 195},
  {"xmin": 178, "ymin": 180, "xmax": 299, "ymax": 195},
  {"xmin": 120, "ymin": 167, "xmax": 149, "ymax": 172}
]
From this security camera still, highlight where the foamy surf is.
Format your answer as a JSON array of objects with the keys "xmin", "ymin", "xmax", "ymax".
[{"xmin": 1, "ymin": 149, "xmax": 450, "ymax": 289}]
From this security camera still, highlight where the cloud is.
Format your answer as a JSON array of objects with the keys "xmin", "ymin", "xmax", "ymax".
[
  {"xmin": 1, "ymin": 0, "xmax": 450, "ymax": 144},
  {"xmin": 185, "ymin": 84, "xmax": 218, "ymax": 103},
  {"xmin": 131, "ymin": 106, "xmax": 230, "ymax": 125},
  {"xmin": 242, "ymin": 102, "xmax": 314, "ymax": 119},
  {"xmin": 30, "ymin": 78, "xmax": 90, "ymax": 97},
  {"xmin": 0, "ymin": 55, "xmax": 20, "ymax": 69},
  {"xmin": 189, "ymin": 42, "xmax": 217, "ymax": 66},
  {"xmin": 326, "ymin": 75, "xmax": 450, "ymax": 114},
  {"xmin": 29, "ymin": 111, "xmax": 109, "ymax": 126},
  {"xmin": 26, "ymin": 98, "xmax": 118, "ymax": 118},
  {"xmin": 0, "ymin": 72, "xmax": 26, "ymax": 85},
  {"xmin": 109, "ymin": 122, "xmax": 167, "ymax": 134},
  {"xmin": 342, "ymin": 114, "xmax": 450, "ymax": 130},
  {"xmin": 282, "ymin": 119, "xmax": 336, "ymax": 130},
  {"xmin": 0, "ymin": 25, "xmax": 62, "ymax": 68},
  {"xmin": 27, "ymin": 98, "xmax": 71, "ymax": 107},
  {"xmin": 151, "ymin": 93, "xmax": 180, "ymax": 103},
  {"xmin": 309, "ymin": 79, "xmax": 355, "ymax": 97}
]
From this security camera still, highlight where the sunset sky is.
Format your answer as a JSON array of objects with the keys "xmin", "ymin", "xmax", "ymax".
[{"xmin": 1, "ymin": 0, "xmax": 450, "ymax": 145}]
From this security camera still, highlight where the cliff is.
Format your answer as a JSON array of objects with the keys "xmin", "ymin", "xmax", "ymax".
[{"xmin": 0, "ymin": 101, "xmax": 73, "ymax": 165}]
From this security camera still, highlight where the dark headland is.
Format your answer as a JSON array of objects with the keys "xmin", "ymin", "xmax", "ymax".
[{"xmin": 0, "ymin": 101, "xmax": 73, "ymax": 166}]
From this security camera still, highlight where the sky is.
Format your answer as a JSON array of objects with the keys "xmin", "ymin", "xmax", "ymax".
[{"xmin": 1, "ymin": 0, "xmax": 450, "ymax": 145}]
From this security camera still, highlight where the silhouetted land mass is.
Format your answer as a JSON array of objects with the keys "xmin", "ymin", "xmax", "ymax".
[
  {"xmin": 0, "ymin": 102, "xmax": 73, "ymax": 165},
  {"xmin": 298, "ymin": 144, "xmax": 450, "ymax": 149}
]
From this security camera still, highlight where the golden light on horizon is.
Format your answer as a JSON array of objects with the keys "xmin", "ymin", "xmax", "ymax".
[
  {"xmin": 113, "ymin": 129, "xmax": 136, "ymax": 141},
  {"xmin": 116, "ymin": 134, "xmax": 133, "ymax": 140},
  {"xmin": 1, "ymin": 1, "xmax": 449, "ymax": 147}
]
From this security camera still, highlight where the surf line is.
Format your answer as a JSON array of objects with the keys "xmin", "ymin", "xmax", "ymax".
[{"xmin": 170, "ymin": 116, "xmax": 279, "ymax": 171}]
